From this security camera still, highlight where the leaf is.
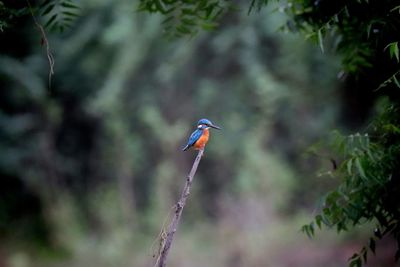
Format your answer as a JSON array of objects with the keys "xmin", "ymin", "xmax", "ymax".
[
  {"xmin": 349, "ymin": 256, "xmax": 362, "ymax": 267},
  {"xmin": 181, "ymin": 18, "xmax": 197, "ymax": 26},
  {"xmin": 315, "ymin": 215, "xmax": 323, "ymax": 229},
  {"xmin": 355, "ymin": 158, "xmax": 367, "ymax": 180},
  {"xmin": 39, "ymin": 0, "xmax": 52, "ymax": 8},
  {"xmin": 61, "ymin": 1, "xmax": 80, "ymax": 9},
  {"xmin": 41, "ymin": 3, "xmax": 55, "ymax": 16},
  {"xmin": 393, "ymin": 75, "xmax": 400, "ymax": 88},
  {"xmin": 392, "ymin": 43, "xmax": 399, "ymax": 62},
  {"xmin": 362, "ymin": 247, "xmax": 368, "ymax": 263},
  {"xmin": 346, "ymin": 158, "xmax": 353, "ymax": 175},
  {"xmin": 181, "ymin": 8, "xmax": 194, "ymax": 15},
  {"xmin": 366, "ymin": 23, "xmax": 372, "ymax": 39},
  {"xmin": 369, "ymin": 238, "xmax": 375, "ymax": 254},
  {"xmin": 248, "ymin": 0, "xmax": 257, "ymax": 14},
  {"xmin": 374, "ymin": 228, "xmax": 382, "ymax": 238},
  {"xmin": 301, "ymin": 224, "xmax": 314, "ymax": 238},
  {"xmin": 162, "ymin": 15, "xmax": 175, "ymax": 24},
  {"xmin": 176, "ymin": 25, "xmax": 192, "ymax": 34},
  {"xmin": 390, "ymin": 5, "xmax": 400, "ymax": 13},
  {"xmin": 201, "ymin": 22, "xmax": 218, "ymax": 31},
  {"xmin": 40, "ymin": 0, "xmax": 80, "ymax": 31},
  {"xmin": 62, "ymin": 11, "xmax": 79, "ymax": 17},
  {"xmin": 385, "ymin": 42, "xmax": 399, "ymax": 62},
  {"xmin": 318, "ymin": 29, "xmax": 324, "ymax": 53},
  {"xmin": 44, "ymin": 13, "xmax": 57, "ymax": 28}
]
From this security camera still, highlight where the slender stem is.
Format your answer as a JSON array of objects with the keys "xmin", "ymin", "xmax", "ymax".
[
  {"xmin": 157, "ymin": 148, "xmax": 204, "ymax": 267},
  {"xmin": 26, "ymin": 0, "xmax": 55, "ymax": 89}
]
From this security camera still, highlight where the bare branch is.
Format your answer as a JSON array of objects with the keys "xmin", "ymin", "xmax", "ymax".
[{"xmin": 154, "ymin": 148, "xmax": 204, "ymax": 267}]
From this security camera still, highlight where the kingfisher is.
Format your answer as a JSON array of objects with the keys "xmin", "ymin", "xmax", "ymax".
[{"xmin": 182, "ymin": 118, "xmax": 221, "ymax": 151}]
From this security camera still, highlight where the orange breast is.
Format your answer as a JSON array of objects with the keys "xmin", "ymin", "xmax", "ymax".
[{"xmin": 194, "ymin": 129, "xmax": 209, "ymax": 149}]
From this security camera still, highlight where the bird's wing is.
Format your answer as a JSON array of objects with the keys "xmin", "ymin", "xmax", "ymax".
[{"xmin": 187, "ymin": 129, "xmax": 203, "ymax": 147}]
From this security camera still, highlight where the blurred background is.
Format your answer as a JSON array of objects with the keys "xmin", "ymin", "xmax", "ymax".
[{"xmin": 0, "ymin": 0, "xmax": 394, "ymax": 266}]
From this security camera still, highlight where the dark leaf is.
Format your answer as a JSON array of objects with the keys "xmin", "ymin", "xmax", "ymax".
[
  {"xmin": 60, "ymin": 1, "xmax": 80, "ymax": 9},
  {"xmin": 39, "ymin": 0, "xmax": 52, "ymax": 8},
  {"xmin": 369, "ymin": 238, "xmax": 375, "ymax": 254},
  {"xmin": 41, "ymin": 4, "xmax": 55, "ymax": 16},
  {"xmin": 374, "ymin": 228, "xmax": 382, "ymax": 238},
  {"xmin": 44, "ymin": 13, "xmax": 57, "ymax": 28}
]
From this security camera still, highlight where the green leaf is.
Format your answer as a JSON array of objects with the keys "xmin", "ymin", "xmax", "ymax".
[
  {"xmin": 392, "ymin": 43, "xmax": 399, "ymax": 62},
  {"xmin": 317, "ymin": 29, "xmax": 324, "ymax": 53},
  {"xmin": 346, "ymin": 158, "xmax": 353, "ymax": 175},
  {"xmin": 44, "ymin": 13, "xmax": 57, "ymax": 28},
  {"xmin": 60, "ymin": 1, "xmax": 80, "ymax": 9},
  {"xmin": 315, "ymin": 215, "xmax": 322, "ymax": 229},
  {"xmin": 201, "ymin": 22, "xmax": 218, "ymax": 31},
  {"xmin": 349, "ymin": 256, "xmax": 362, "ymax": 267},
  {"xmin": 391, "ymin": 5, "xmax": 400, "ymax": 13},
  {"xmin": 355, "ymin": 158, "xmax": 367, "ymax": 180},
  {"xmin": 181, "ymin": 8, "xmax": 194, "ymax": 15},
  {"xmin": 62, "ymin": 11, "xmax": 79, "ymax": 17},
  {"xmin": 385, "ymin": 42, "xmax": 399, "ymax": 62},
  {"xmin": 393, "ymin": 75, "xmax": 400, "ymax": 88},
  {"xmin": 176, "ymin": 25, "xmax": 192, "ymax": 34},
  {"xmin": 41, "ymin": 4, "xmax": 55, "ymax": 16},
  {"xmin": 181, "ymin": 18, "xmax": 197, "ymax": 26},
  {"xmin": 162, "ymin": 15, "xmax": 175, "ymax": 24},
  {"xmin": 39, "ymin": 0, "xmax": 52, "ymax": 8}
]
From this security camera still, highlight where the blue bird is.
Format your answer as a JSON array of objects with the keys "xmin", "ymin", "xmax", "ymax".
[{"xmin": 182, "ymin": 119, "xmax": 221, "ymax": 151}]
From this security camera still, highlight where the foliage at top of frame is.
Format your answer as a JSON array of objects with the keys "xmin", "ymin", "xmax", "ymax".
[
  {"xmin": 38, "ymin": 0, "xmax": 80, "ymax": 32},
  {"xmin": 302, "ymin": 102, "xmax": 400, "ymax": 266},
  {"xmin": 137, "ymin": 0, "xmax": 234, "ymax": 38},
  {"xmin": 280, "ymin": 0, "xmax": 400, "ymax": 76}
]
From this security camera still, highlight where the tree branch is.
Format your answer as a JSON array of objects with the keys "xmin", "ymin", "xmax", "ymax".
[{"xmin": 156, "ymin": 148, "xmax": 204, "ymax": 267}]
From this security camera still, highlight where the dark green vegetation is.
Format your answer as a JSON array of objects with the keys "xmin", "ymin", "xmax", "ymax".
[
  {"xmin": 140, "ymin": 0, "xmax": 400, "ymax": 266},
  {"xmin": 0, "ymin": 0, "xmax": 399, "ymax": 266}
]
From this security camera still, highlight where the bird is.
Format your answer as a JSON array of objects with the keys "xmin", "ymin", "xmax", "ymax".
[{"xmin": 182, "ymin": 118, "xmax": 221, "ymax": 151}]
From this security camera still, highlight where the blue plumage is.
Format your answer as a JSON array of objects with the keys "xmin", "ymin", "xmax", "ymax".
[
  {"xmin": 182, "ymin": 118, "xmax": 221, "ymax": 151},
  {"xmin": 182, "ymin": 129, "xmax": 203, "ymax": 151},
  {"xmin": 198, "ymin": 118, "xmax": 212, "ymax": 125}
]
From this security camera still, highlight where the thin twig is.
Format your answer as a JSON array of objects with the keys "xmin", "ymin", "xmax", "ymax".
[
  {"xmin": 150, "ymin": 205, "xmax": 175, "ymax": 265},
  {"xmin": 26, "ymin": 0, "xmax": 55, "ymax": 89},
  {"xmin": 156, "ymin": 148, "xmax": 204, "ymax": 267}
]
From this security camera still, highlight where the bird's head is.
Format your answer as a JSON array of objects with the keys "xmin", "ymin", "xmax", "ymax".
[{"xmin": 197, "ymin": 118, "xmax": 221, "ymax": 130}]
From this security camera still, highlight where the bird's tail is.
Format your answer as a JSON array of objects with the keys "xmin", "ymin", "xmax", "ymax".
[{"xmin": 182, "ymin": 145, "xmax": 189, "ymax": 151}]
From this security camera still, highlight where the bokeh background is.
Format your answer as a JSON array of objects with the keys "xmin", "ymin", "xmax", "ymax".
[{"xmin": 0, "ymin": 0, "xmax": 395, "ymax": 266}]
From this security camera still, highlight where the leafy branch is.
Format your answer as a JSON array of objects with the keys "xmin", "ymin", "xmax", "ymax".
[
  {"xmin": 302, "ymin": 103, "xmax": 400, "ymax": 266},
  {"xmin": 138, "ymin": 0, "xmax": 231, "ymax": 38},
  {"xmin": 39, "ymin": 0, "xmax": 80, "ymax": 32}
]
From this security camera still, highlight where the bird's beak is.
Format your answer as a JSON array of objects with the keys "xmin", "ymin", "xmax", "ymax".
[{"xmin": 209, "ymin": 123, "xmax": 221, "ymax": 130}]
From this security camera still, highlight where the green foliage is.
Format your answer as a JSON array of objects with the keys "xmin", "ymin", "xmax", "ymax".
[
  {"xmin": 281, "ymin": 0, "xmax": 399, "ymax": 74},
  {"xmin": 137, "ymin": 0, "xmax": 231, "ymax": 37},
  {"xmin": 302, "ymin": 102, "xmax": 400, "ymax": 265},
  {"xmin": 38, "ymin": 0, "xmax": 79, "ymax": 32},
  {"xmin": 247, "ymin": 0, "xmax": 270, "ymax": 14},
  {"xmin": 0, "ymin": 1, "xmax": 31, "ymax": 32},
  {"xmin": 0, "ymin": 0, "xmax": 80, "ymax": 32},
  {"xmin": 385, "ymin": 42, "xmax": 399, "ymax": 61},
  {"xmin": 0, "ymin": 1, "xmax": 8, "ymax": 31}
]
